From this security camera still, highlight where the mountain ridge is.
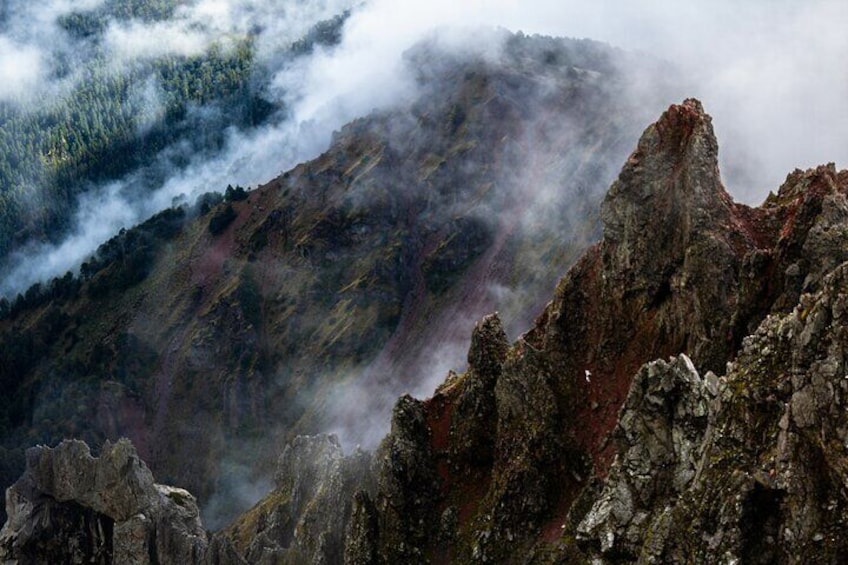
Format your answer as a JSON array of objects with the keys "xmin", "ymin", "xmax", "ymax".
[
  {"xmin": 5, "ymin": 97, "xmax": 848, "ymax": 563},
  {"xmin": 0, "ymin": 32, "xmax": 663, "ymax": 528}
]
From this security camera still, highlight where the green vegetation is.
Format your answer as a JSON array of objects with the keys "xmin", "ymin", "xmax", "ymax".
[
  {"xmin": 85, "ymin": 206, "xmax": 188, "ymax": 297},
  {"xmin": 422, "ymin": 217, "xmax": 493, "ymax": 294},
  {"xmin": 208, "ymin": 204, "xmax": 237, "ymax": 235},
  {"xmin": 58, "ymin": 0, "xmax": 183, "ymax": 38},
  {"xmin": 225, "ymin": 184, "xmax": 249, "ymax": 202},
  {"xmin": 0, "ymin": 38, "xmax": 263, "ymax": 258},
  {"xmin": 0, "ymin": 5, "xmax": 349, "ymax": 265}
]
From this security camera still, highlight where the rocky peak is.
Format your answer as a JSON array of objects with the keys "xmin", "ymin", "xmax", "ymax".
[
  {"xmin": 773, "ymin": 162, "xmax": 842, "ymax": 203},
  {"xmin": 223, "ymin": 434, "xmax": 373, "ymax": 564},
  {"xmin": 273, "ymin": 434, "xmax": 344, "ymax": 507},
  {"xmin": 21, "ymin": 439, "xmax": 159, "ymax": 523},
  {"xmin": 448, "ymin": 313, "xmax": 509, "ymax": 471},
  {"xmin": 767, "ymin": 164, "xmax": 848, "ymax": 298},
  {"xmin": 601, "ymin": 98, "xmax": 732, "ymax": 286},
  {"xmin": 601, "ymin": 98, "xmax": 730, "ymax": 243},
  {"xmin": 466, "ymin": 313, "xmax": 509, "ymax": 379}
]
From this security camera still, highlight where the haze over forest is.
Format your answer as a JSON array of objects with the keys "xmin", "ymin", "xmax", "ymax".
[
  {"xmin": 1, "ymin": 0, "xmax": 846, "ymax": 299},
  {"xmin": 1, "ymin": 0, "xmax": 848, "ymax": 544}
]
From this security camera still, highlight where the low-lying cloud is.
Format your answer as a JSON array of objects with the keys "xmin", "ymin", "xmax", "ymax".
[
  {"xmin": 468, "ymin": 0, "xmax": 848, "ymax": 200},
  {"xmin": 328, "ymin": 0, "xmax": 848, "ymax": 201},
  {"xmin": 3, "ymin": 0, "xmax": 847, "ymax": 528},
  {"xmin": 0, "ymin": 37, "xmax": 44, "ymax": 101},
  {"xmin": 4, "ymin": 0, "xmax": 847, "ymax": 296}
]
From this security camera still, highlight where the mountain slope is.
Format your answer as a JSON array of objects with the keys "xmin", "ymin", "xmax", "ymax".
[
  {"xmin": 0, "ymin": 33, "xmax": 665, "ymax": 527},
  {"xmin": 5, "ymin": 98, "xmax": 848, "ymax": 563},
  {"xmin": 221, "ymin": 100, "xmax": 848, "ymax": 563}
]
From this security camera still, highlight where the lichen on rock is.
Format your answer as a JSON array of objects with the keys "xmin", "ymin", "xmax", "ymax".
[{"xmin": 577, "ymin": 354, "xmax": 716, "ymax": 558}]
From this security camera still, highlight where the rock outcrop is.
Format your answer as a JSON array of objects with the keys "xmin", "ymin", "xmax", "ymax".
[
  {"xmin": 0, "ymin": 438, "xmax": 241, "ymax": 564},
  {"xmin": 576, "ymin": 354, "xmax": 717, "ymax": 557},
  {"xmin": 639, "ymin": 262, "xmax": 848, "ymax": 563},
  {"xmin": 222, "ymin": 434, "xmax": 373, "ymax": 564},
  {"xmin": 580, "ymin": 260, "xmax": 848, "ymax": 563}
]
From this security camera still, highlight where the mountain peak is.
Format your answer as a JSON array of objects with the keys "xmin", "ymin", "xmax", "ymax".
[
  {"xmin": 598, "ymin": 98, "xmax": 733, "ymax": 334},
  {"xmin": 654, "ymin": 97, "xmax": 711, "ymax": 149},
  {"xmin": 601, "ymin": 97, "xmax": 727, "ymax": 252}
]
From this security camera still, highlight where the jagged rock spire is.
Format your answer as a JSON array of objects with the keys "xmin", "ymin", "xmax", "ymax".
[
  {"xmin": 601, "ymin": 98, "xmax": 733, "ymax": 292},
  {"xmin": 467, "ymin": 313, "xmax": 509, "ymax": 380}
]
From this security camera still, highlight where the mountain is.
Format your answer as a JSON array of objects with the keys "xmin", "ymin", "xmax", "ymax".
[
  {"xmin": 5, "ymin": 93, "xmax": 848, "ymax": 563},
  {"xmin": 0, "ymin": 32, "xmax": 669, "ymax": 528},
  {"xmin": 209, "ymin": 99, "xmax": 848, "ymax": 564}
]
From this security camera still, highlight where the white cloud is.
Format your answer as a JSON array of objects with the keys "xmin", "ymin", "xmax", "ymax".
[
  {"xmin": 1, "ymin": 182, "xmax": 138, "ymax": 295},
  {"xmin": 0, "ymin": 37, "xmax": 44, "ymax": 101},
  {"xmin": 4, "ymin": 0, "xmax": 848, "ymax": 290},
  {"xmin": 325, "ymin": 0, "xmax": 848, "ymax": 200},
  {"xmin": 103, "ymin": 20, "xmax": 213, "ymax": 62}
]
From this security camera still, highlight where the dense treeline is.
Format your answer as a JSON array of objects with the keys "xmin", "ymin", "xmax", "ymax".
[
  {"xmin": 0, "ymin": 4, "xmax": 348, "ymax": 266},
  {"xmin": 0, "ymin": 38, "xmax": 262, "ymax": 259},
  {"xmin": 0, "ymin": 183, "xmax": 251, "ymax": 321},
  {"xmin": 58, "ymin": 0, "xmax": 182, "ymax": 38}
]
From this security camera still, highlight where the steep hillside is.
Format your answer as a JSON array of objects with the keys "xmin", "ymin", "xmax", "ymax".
[
  {"xmin": 0, "ymin": 33, "xmax": 664, "ymax": 526},
  {"xmin": 6, "ymin": 98, "xmax": 848, "ymax": 563},
  {"xmin": 212, "ymin": 99, "xmax": 848, "ymax": 563}
]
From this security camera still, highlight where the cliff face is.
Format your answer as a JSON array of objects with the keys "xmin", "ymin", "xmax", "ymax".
[
  {"xmin": 579, "ymin": 263, "xmax": 848, "ymax": 563},
  {"xmin": 218, "ymin": 100, "xmax": 848, "ymax": 563},
  {"xmin": 6, "ymin": 96, "xmax": 848, "ymax": 563},
  {"xmin": 0, "ymin": 33, "xmax": 663, "ymax": 527}
]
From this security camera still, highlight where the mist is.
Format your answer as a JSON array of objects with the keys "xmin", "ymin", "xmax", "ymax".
[
  {"xmin": 388, "ymin": 0, "xmax": 848, "ymax": 201},
  {"xmin": 372, "ymin": 0, "xmax": 848, "ymax": 199},
  {"xmin": 4, "ymin": 0, "xmax": 847, "ymax": 295},
  {"xmin": 3, "ymin": 0, "xmax": 847, "ymax": 530}
]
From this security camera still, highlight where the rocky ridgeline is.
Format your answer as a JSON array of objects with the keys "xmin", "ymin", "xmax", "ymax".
[
  {"xmin": 0, "ymin": 34, "xmax": 654, "ymax": 520},
  {"xmin": 5, "ymin": 99, "xmax": 848, "ymax": 563}
]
